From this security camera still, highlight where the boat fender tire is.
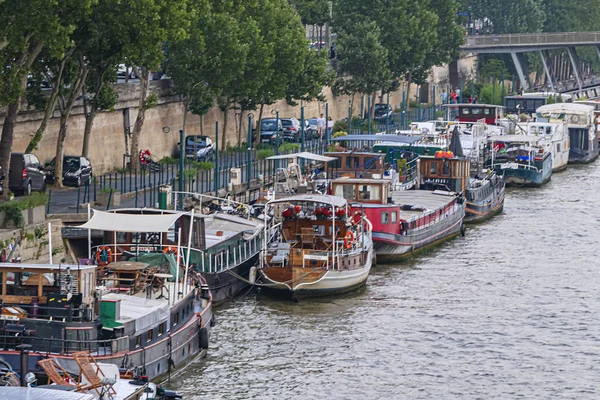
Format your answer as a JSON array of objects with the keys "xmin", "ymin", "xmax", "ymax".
[
  {"xmin": 199, "ymin": 327, "xmax": 209, "ymax": 350},
  {"xmin": 460, "ymin": 224, "xmax": 466, "ymax": 237},
  {"xmin": 210, "ymin": 314, "xmax": 216, "ymax": 327}
]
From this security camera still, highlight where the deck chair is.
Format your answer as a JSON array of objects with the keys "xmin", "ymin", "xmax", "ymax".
[
  {"xmin": 72, "ymin": 351, "xmax": 117, "ymax": 398},
  {"xmin": 301, "ymin": 228, "xmax": 315, "ymax": 248},
  {"xmin": 38, "ymin": 358, "xmax": 80, "ymax": 388}
]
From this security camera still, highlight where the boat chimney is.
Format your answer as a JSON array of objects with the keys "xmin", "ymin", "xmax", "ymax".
[{"xmin": 16, "ymin": 344, "xmax": 32, "ymax": 387}]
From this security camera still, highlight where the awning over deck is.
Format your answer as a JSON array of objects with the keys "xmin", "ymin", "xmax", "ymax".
[
  {"xmin": 77, "ymin": 209, "xmax": 183, "ymax": 233},
  {"xmin": 265, "ymin": 152, "xmax": 337, "ymax": 162}
]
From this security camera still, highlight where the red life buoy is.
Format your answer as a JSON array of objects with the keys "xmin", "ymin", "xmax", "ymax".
[
  {"xmin": 343, "ymin": 231, "xmax": 355, "ymax": 250},
  {"xmin": 96, "ymin": 246, "xmax": 113, "ymax": 266},
  {"xmin": 164, "ymin": 246, "xmax": 178, "ymax": 255}
]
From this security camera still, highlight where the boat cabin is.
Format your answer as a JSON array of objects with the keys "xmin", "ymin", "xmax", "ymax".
[
  {"xmin": 454, "ymin": 104, "xmax": 505, "ymax": 125},
  {"xmin": 331, "ymin": 178, "xmax": 390, "ymax": 204},
  {"xmin": 505, "ymin": 95, "xmax": 548, "ymax": 115},
  {"xmin": 418, "ymin": 151, "xmax": 470, "ymax": 194},
  {"xmin": 325, "ymin": 151, "xmax": 386, "ymax": 178},
  {"xmin": 0, "ymin": 263, "xmax": 96, "ymax": 315}
]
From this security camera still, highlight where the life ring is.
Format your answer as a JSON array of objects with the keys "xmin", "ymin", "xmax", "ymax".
[
  {"xmin": 343, "ymin": 231, "xmax": 355, "ymax": 250},
  {"xmin": 96, "ymin": 246, "xmax": 113, "ymax": 266},
  {"xmin": 164, "ymin": 246, "xmax": 177, "ymax": 255}
]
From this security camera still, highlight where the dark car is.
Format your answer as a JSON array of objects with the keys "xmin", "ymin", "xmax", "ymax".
[
  {"xmin": 8, "ymin": 153, "xmax": 47, "ymax": 195},
  {"xmin": 374, "ymin": 103, "xmax": 394, "ymax": 121},
  {"xmin": 281, "ymin": 118, "xmax": 303, "ymax": 142},
  {"xmin": 306, "ymin": 118, "xmax": 318, "ymax": 139},
  {"xmin": 259, "ymin": 118, "xmax": 283, "ymax": 144},
  {"xmin": 184, "ymin": 135, "xmax": 214, "ymax": 161},
  {"xmin": 45, "ymin": 156, "xmax": 93, "ymax": 187}
]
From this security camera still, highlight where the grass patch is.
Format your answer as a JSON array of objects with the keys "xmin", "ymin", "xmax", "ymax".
[
  {"xmin": 0, "ymin": 192, "xmax": 48, "ymax": 228},
  {"xmin": 257, "ymin": 149, "xmax": 275, "ymax": 160}
]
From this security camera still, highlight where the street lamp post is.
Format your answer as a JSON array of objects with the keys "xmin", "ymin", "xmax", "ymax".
[{"xmin": 247, "ymin": 113, "xmax": 253, "ymax": 198}]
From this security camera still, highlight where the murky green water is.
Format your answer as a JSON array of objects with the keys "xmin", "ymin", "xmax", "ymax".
[{"xmin": 170, "ymin": 161, "xmax": 600, "ymax": 399}]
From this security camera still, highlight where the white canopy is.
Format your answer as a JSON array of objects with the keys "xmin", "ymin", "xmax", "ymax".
[
  {"xmin": 269, "ymin": 194, "xmax": 347, "ymax": 208},
  {"xmin": 78, "ymin": 209, "xmax": 183, "ymax": 232},
  {"xmin": 265, "ymin": 152, "xmax": 337, "ymax": 162}
]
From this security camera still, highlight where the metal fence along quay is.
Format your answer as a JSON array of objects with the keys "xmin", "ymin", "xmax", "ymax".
[{"xmin": 46, "ymin": 104, "xmax": 443, "ymax": 214}]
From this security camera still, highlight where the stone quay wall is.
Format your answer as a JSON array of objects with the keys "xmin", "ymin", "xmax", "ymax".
[{"xmin": 2, "ymin": 55, "xmax": 477, "ymax": 174}]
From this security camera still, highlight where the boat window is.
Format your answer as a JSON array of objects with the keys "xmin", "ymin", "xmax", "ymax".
[
  {"xmin": 136, "ymin": 335, "xmax": 141, "ymax": 348},
  {"xmin": 334, "ymin": 184, "xmax": 355, "ymax": 200},
  {"xmin": 442, "ymin": 159, "xmax": 450, "ymax": 176},
  {"xmin": 391, "ymin": 212, "xmax": 397, "ymax": 223},
  {"xmin": 147, "ymin": 329, "xmax": 153, "ymax": 343},
  {"xmin": 381, "ymin": 212, "xmax": 389, "ymax": 224},
  {"xmin": 358, "ymin": 184, "xmax": 380, "ymax": 201},
  {"xmin": 159, "ymin": 322, "xmax": 165, "ymax": 336},
  {"xmin": 429, "ymin": 162, "xmax": 438, "ymax": 175},
  {"xmin": 345, "ymin": 156, "xmax": 352, "ymax": 169},
  {"xmin": 471, "ymin": 108, "xmax": 482, "ymax": 115},
  {"xmin": 461, "ymin": 108, "xmax": 470, "ymax": 115},
  {"xmin": 483, "ymin": 108, "xmax": 491, "ymax": 115},
  {"xmin": 557, "ymin": 143, "xmax": 561, "ymax": 153},
  {"xmin": 174, "ymin": 312, "xmax": 179, "ymax": 326},
  {"xmin": 330, "ymin": 157, "xmax": 341, "ymax": 169}
]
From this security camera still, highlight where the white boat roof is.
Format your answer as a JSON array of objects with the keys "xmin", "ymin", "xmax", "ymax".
[
  {"xmin": 269, "ymin": 194, "xmax": 347, "ymax": 208},
  {"xmin": 389, "ymin": 190, "xmax": 459, "ymax": 221},
  {"xmin": 441, "ymin": 103, "xmax": 505, "ymax": 109},
  {"xmin": 104, "ymin": 292, "xmax": 169, "ymax": 335},
  {"xmin": 488, "ymin": 135, "xmax": 542, "ymax": 143},
  {"xmin": 537, "ymin": 103, "xmax": 594, "ymax": 114},
  {"xmin": 78, "ymin": 209, "xmax": 187, "ymax": 233},
  {"xmin": 0, "ymin": 387, "xmax": 94, "ymax": 400},
  {"xmin": 266, "ymin": 152, "xmax": 337, "ymax": 162},
  {"xmin": 332, "ymin": 178, "xmax": 392, "ymax": 184}
]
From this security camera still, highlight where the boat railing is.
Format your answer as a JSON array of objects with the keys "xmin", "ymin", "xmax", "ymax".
[
  {"xmin": 1, "ymin": 302, "xmax": 90, "ymax": 323},
  {"xmin": 0, "ymin": 334, "xmax": 122, "ymax": 356},
  {"xmin": 171, "ymin": 190, "xmax": 252, "ymax": 212},
  {"xmin": 492, "ymin": 162, "xmax": 541, "ymax": 172},
  {"xmin": 203, "ymin": 233, "xmax": 262, "ymax": 274}
]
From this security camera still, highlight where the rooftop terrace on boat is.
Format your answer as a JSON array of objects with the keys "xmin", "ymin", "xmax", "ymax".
[{"xmin": 387, "ymin": 190, "xmax": 460, "ymax": 221}]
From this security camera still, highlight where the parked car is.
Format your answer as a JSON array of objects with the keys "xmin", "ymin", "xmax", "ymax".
[
  {"xmin": 281, "ymin": 118, "xmax": 303, "ymax": 142},
  {"xmin": 45, "ymin": 155, "xmax": 93, "ymax": 187},
  {"xmin": 307, "ymin": 118, "xmax": 319, "ymax": 138},
  {"xmin": 184, "ymin": 135, "xmax": 214, "ymax": 161},
  {"xmin": 8, "ymin": 153, "xmax": 47, "ymax": 195},
  {"xmin": 259, "ymin": 118, "xmax": 283, "ymax": 144},
  {"xmin": 374, "ymin": 104, "xmax": 394, "ymax": 121}
]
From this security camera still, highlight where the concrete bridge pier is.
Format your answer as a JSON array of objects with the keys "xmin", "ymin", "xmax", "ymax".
[
  {"xmin": 510, "ymin": 52, "xmax": 531, "ymax": 91},
  {"xmin": 539, "ymin": 50, "xmax": 556, "ymax": 92},
  {"xmin": 567, "ymin": 46, "xmax": 583, "ymax": 91}
]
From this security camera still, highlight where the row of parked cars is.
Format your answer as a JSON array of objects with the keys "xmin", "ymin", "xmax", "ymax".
[
  {"xmin": 1, "ymin": 153, "xmax": 93, "ymax": 196},
  {"xmin": 259, "ymin": 117, "xmax": 321, "ymax": 145}
]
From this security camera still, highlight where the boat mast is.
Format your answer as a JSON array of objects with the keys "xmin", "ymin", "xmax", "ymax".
[{"xmin": 332, "ymin": 200, "xmax": 335, "ymax": 270}]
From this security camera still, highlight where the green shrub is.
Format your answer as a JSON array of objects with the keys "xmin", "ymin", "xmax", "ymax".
[
  {"xmin": 278, "ymin": 143, "xmax": 300, "ymax": 153},
  {"xmin": 159, "ymin": 156, "xmax": 178, "ymax": 165},
  {"xmin": 333, "ymin": 131, "xmax": 348, "ymax": 138},
  {"xmin": 257, "ymin": 149, "xmax": 275, "ymax": 160},
  {"xmin": 332, "ymin": 120, "xmax": 348, "ymax": 133},
  {"xmin": 195, "ymin": 161, "xmax": 214, "ymax": 171},
  {"xmin": 0, "ymin": 192, "xmax": 48, "ymax": 228},
  {"xmin": 256, "ymin": 143, "xmax": 273, "ymax": 150}
]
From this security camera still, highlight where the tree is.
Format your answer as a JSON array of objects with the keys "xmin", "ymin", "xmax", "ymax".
[
  {"xmin": 335, "ymin": 20, "xmax": 391, "ymax": 115},
  {"xmin": 53, "ymin": 53, "xmax": 89, "ymax": 187},
  {"xmin": 286, "ymin": 49, "xmax": 334, "ymax": 106},
  {"xmin": 252, "ymin": 0, "xmax": 308, "ymax": 142},
  {"xmin": 123, "ymin": 0, "xmax": 192, "ymax": 170},
  {"xmin": 0, "ymin": 0, "xmax": 93, "ymax": 195},
  {"xmin": 471, "ymin": 0, "xmax": 545, "ymax": 34}
]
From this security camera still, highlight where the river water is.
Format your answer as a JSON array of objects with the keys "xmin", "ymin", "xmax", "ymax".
[{"xmin": 170, "ymin": 161, "xmax": 600, "ymax": 399}]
